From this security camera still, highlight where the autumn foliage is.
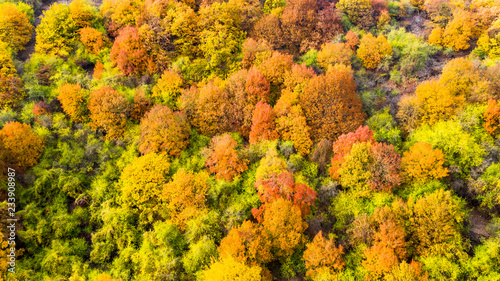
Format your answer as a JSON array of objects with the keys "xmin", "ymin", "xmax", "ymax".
[
  {"xmin": 110, "ymin": 26, "xmax": 149, "ymax": 75},
  {"xmin": 401, "ymin": 142, "xmax": 449, "ymax": 183},
  {"xmin": 303, "ymin": 231, "xmax": 345, "ymax": 279},
  {"xmin": 317, "ymin": 42, "xmax": 353, "ymax": 69},
  {"xmin": 484, "ymin": 99, "xmax": 500, "ymax": 137},
  {"xmin": 139, "ymin": 105, "xmax": 191, "ymax": 157},
  {"xmin": 58, "ymin": 83, "xmax": 88, "ymax": 122},
  {"xmin": 88, "ymin": 86, "xmax": 129, "ymax": 140},
  {"xmin": 357, "ymin": 33, "xmax": 393, "ymax": 69},
  {"xmin": 204, "ymin": 134, "xmax": 249, "ymax": 181},
  {"xmin": 300, "ymin": 65, "xmax": 365, "ymax": 141},
  {"xmin": 0, "ymin": 2, "xmax": 33, "ymax": 52},
  {"xmin": 79, "ymin": 27, "xmax": 107, "ymax": 54},
  {"xmin": 152, "ymin": 70, "xmax": 184, "ymax": 108},
  {"xmin": 249, "ymin": 101, "xmax": 278, "ymax": 144}
]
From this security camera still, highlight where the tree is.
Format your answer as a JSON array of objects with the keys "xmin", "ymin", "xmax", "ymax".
[
  {"xmin": 415, "ymin": 79, "xmax": 463, "ymax": 125},
  {"xmin": 300, "ymin": 65, "xmax": 365, "ymax": 142},
  {"xmin": 202, "ymin": 255, "xmax": 263, "ymax": 281},
  {"xmin": 484, "ymin": 99, "xmax": 500, "ymax": 137},
  {"xmin": 369, "ymin": 142, "xmax": 401, "ymax": 192},
  {"xmin": 407, "ymin": 189, "xmax": 466, "ymax": 256},
  {"xmin": 338, "ymin": 142, "xmax": 373, "ymax": 195},
  {"xmin": 357, "ymin": 33, "xmax": 393, "ymax": 69},
  {"xmin": 409, "ymin": 120, "xmax": 485, "ymax": 176},
  {"xmin": 0, "ymin": 122, "xmax": 44, "ymax": 175},
  {"xmin": 120, "ymin": 153, "xmax": 170, "ymax": 223},
  {"xmin": 199, "ymin": 0, "xmax": 246, "ymax": 77},
  {"xmin": 245, "ymin": 67, "xmax": 270, "ymax": 103},
  {"xmin": 336, "ymin": 0, "xmax": 374, "ymax": 29},
  {"xmin": 262, "ymin": 198, "xmax": 307, "ymax": 259},
  {"xmin": 204, "ymin": 134, "xmax": 249, "ymax": 181},
  {"xmin": 257, "ymin": 51, "xmax": 294, "ymax": 98},
  {"xmin": 79, "ymin": 27, "xmax": 107, "ymax": 55},
  {"xmin": 396, "ymin": 94, "xmax": 420, "ymax": 134},
  {"xmin": 475, "ymin": 17, "xmax": 500, "ymax": 60},
  {"xmin": 428, "ymin": 9, "xmax": 478, "ymax": 51},
  {"xmin": 58, "ymin": 83, "xmax": 87, "ymax": 122},
  {"xmin": 0, "ymin": 2, "xmax": 33, "ymax": 52},
  {"xmin": 110, "ymin": 26, "xmax": 149, "ymax": 76},
  {"xmin": 303, "ymin": 231, "xmax": 345, "ymax": 279},
  {"xmin": 249, "ymin": 101, "xmax": 279, "ymax": 144},
  {"xmin": 139, "ymin": 105, "xmax": 191, "ymax": 157},
  {"xmin": 317, "ymin": 42, "xmax": 353, "ymax": 69},
  {"xmin": 151, "ymin": 70, "xmax": 184, "ymax": 108},
  {"xmin": 422, "ymin": 0, "xmax": 452, "ymax": 26},
  {"xmin": 218, "ymin": 220, "xmax": 273, "ymax": 265},
  {"xmin": 35, "ymin": 3, "xmax": 77, "ymax": 56},
  {"xmin": 88, "ymin": 86, "xmax": 129, "ymax": 140},
  {"xmin": 68, "ymin": 0, "xmax": 95, "ymax": 29},
  {"xmin": 275, "ymin": 91, "xmax": 313, "ymax": 156},
  {"xmin": 162, "ymin": 169, "xmax": 210, "ymax": 231},
  {"xmin": 130, "ymin": 89, "xmax": 152, "ymax": 121},
  {"xmin": 100, "ymin": 0, "xmax": 142, "ymax": 35},
  {"xmin": 280, "ymin": 0, "xmax": 318, "ymax": 53},
  {"xmin": 401, "ymin": 142, "xmax": 449, "ymax": 183},
  {"xmin": 0, "ymin": 74, "xmax": 25, "ymax": 110},
  {"xmin": 385, "ymin": 261, "xmax": 429, "ymax": 281},
  {"xmin": 329, "ymin": 126, "xmax": 375, "ymax": 180},
  {"xmin": 164, "ymin": 1, "xmax": 200, "ymax": 58},
  {"xmin": 345, "ymin": 30, "xmax": 359, "ymax": 50},
  {"xmin": 255, "ymin": 148, "xmax": 289, "ymax": 183},
  {"xmin": 252, "ymin": 171, "xmax": 317, "ymax": 222}
]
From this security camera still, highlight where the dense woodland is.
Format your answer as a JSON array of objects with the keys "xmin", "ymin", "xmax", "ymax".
[{"xmin": 0, "ymin": 0, "xmax": 500, "ymax": 279}]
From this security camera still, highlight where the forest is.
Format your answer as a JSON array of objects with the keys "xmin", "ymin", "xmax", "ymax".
[{"xmin": 0, "ymin": 0, "xmax": 500, "ymax": 279}]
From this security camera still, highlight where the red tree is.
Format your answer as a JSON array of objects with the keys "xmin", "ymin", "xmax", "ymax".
[
  {"xmin": 249, "ymin": 101, "xmax": 278, "ymax": 144},
  {"xmin": 110, "ymin": 26, "xmax": 148, "ymax": 75}
]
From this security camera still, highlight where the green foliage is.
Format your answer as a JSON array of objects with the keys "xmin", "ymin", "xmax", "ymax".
[
  {"xmin": 366, "ymin": 108, "xmax": 402, "ymax": 149},
  {"xmin": 408, "ymin": 120, "xmax": 486, "ymax": 177}
]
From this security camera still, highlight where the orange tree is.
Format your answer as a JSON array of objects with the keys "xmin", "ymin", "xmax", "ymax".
[
  {"xmin": 110, "ymin": 26, "xmax": 149, "ymax": 76},
  {"xmin": 303, "ymin": 231, "xmax": 345, "ymax": 279},
  {"xmin": 139, "ymin": 104, "xmax": 191, "ymax": 157},
  {"xmin": 79, "ymin": 27, "xmax": 108, "ymax": 55},
  {"xmin": 415, "ymin": 79, "xmax": 463, "ymax": 125},
  {"xmin": 88, "ymin": 86, "xmax": 129, "ymax": 140},
  {"xmin": 249, "ymin": 101, "xmax": 279, "ymax": 144},
  {"xmin": 357, "ymin": 33, "xmax": 393, "ymax": 69},
  {"xmin": 300, "ymin": 65, "xmax": 365, "ymax": 142},
  {"xmin": 204, "ymin": 133, "xmax": 249, "ymax": 181},
  {"xmin": 58, "ymin": 83, "xmax": 88, "ymax": 122},
  {"xmin": 484, "ymin": 99, "xmax": 500, "ymax": 137}
]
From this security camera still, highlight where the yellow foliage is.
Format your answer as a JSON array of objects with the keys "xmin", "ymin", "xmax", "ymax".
[
  {"xmin": 476, "ymin": 17, "xmax": 500, "ymax": 59},
  {"xmin": 68, "ymin": 0, "xmax": 95, "ymax": 29},
  {"xmin": 255, "ymin": 148, "xmax": 288, "ymax": 183},
  {"xmin": 152, "ymin": 70, "xmax": 184, "ymax": 108},
  {"xmin": 440, "ymin": 9, "xmax": 478, "ymax": 51},
  {"xmin": 35, "ymin": 3, "xmax": 76, "ymax": 56},
  {"xmin": 415, "ymin": 79, "xmax": 464, "ymax": 125},
  {"xmin": 120, "ymin": 153, "xmax": 170, "ymax": 223},
  {"xmin": 401, "ymin": 142, "xmax": 449, "ymax": 183},
  {"xmin": 357, "ymin": 33, "xmax": 393, "ymax": 69},
  {"xmin": 202, "ymin": 256, "xmax": 263, "ymax": 281},
  {"xmin": 317, "ymin": 42, "xmax": 352, "ymax": 69},
  {"xmin": 0, "ymin": 2, "xmax": 33, "ymax": 52},
  {"xmin": 338, "ymin": 142, "xmax": 373, "ymax": 196},
  {"xmin": 336, "ymin": 0, "xmax": 373, "ymax": 26},
  {"xmin": 303, "ymin": 231, "xmax": 345, "ymax": 279}
]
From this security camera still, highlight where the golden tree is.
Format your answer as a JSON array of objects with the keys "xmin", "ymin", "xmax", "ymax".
[
  {"xmin": 401, "ymin": 142, "xmax": 449, "ymax": 183},
  {"xmin": 303, "ymin": 231, "xmax": 345, "ymax": 279},
  {"xmin": 58, "ymin": 83, "xmax": 87, "ymax": 122},
  {"xmin": 0, "ymin": 2, "xmax": 33, "ymax": 52},
  {"xmin": 357, "ymin": 33, "xmax": 393, "ymax": 69},
  {"xmin": 88, "ymin": 86, "xmax": 129, "ymax": 140}
]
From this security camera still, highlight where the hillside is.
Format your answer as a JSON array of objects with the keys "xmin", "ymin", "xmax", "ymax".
[{"xmin": 0, "ymin": 0, "xmax": 500, "ymax": 280}]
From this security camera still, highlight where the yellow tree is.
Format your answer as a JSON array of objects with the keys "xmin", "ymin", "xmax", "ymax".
[
  {"xmin": 415, "ymin": 79, "xmax": 463, "ymax": 125},
  {"xmin": 151, "ymin": 70, "xmax": 184, "ymax": 108},
  {"xmin": 317, "ymin": 42, "xmax": 353, "ymax": 69},
  {"xmin": 202, "ymin": 255, "xmax": 263, "ymax": 281},
  {"xmin": 401, "ymin": 142, "xmax": 449, "ymax": 183},
  {"xmin": 0, "ymin": 2, "xmax": 33, "ymax": 52}
]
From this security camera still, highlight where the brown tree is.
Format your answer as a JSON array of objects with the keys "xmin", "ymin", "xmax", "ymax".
[{"xmin": 300, "ymin": 65, "xmax": 365, "ymax": 142}]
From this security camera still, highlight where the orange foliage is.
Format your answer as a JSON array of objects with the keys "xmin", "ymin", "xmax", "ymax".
[
  {"xmin": 0, "ymin": 122, "xmax": 44, "ymax": 175},
  {"xmin": 110, "ymin": 26, "xmax": 149, "ymax": 75},
  {"xmin": 162, "ymin": 169, "xmax": 210, "ymax": 230},
  {"xmin": 252, "ymin": 171, "xmax": 317, "ymax": 222},
  {"xmin": 139, "ymin": 105, "xmax": 190, "ymax": 157},
  {"xmin": 303, "ymin": 231, "xmax": 345, "ymax": 279},
  {"xmin": 88, "ymin": 86, "xmax": 129, "ymax": 140},
  {"xmin": 0, "ymin": 2, "xmax": 33, "ymax": 52},
  {"xmin": 249, "ymin": 101, "xmax": 278, "ymax": 144},
  {"xmin": 428, "ymin": 9, "xmax": 478, "ymax": 51},
  {"xmin": 257, "ymin": 51, "xmax": 294, "ymax": 97},
  {"xmin": 357, "ymin": 33, "xmax": 392, "ymax": 69},
  {"xmin": 204, "ymin": 134, "xmax": 249, "ymax": 181},
  {"xmin": 262, "ymin": 198, "xmax": 307, "ymax": 259},
  {"xmin": 245, "ymin": 67, "xmax": 270, "ymax": 103},
  {"xmin": 401, "ymin": 142, "xmax": 449, "ymax": 183},
  {"xmin": 130, "ymin": 89, "xmax": 152, "ymax": 121},
  {"xmin": 329, "ymin": 126, "xmax": 375, "ymax": 180},
  {"xmin": 484, "ymin": 99, "xmax": 500, "ymax": 137},
  {"xmin": 300, "ymin": 65, "xmax": 365, "ymax": 141},
  {"xmin": 93, "ymin": 61, "xmax": 104, "ymax": 80},
  {"xmin": 58, "ymin": 83, "xmax": 87, "ymax": 122},
  {"xmin": 79, "ymin": 27, "xmax": 107, "ymax": 54},
  {"xmin": 317, "ymin": 42, "xmax": 353, "ymax": 69},
  {"xmin": 219, "ymin": 220, "xmax": 274, "ymax": 266},
  {"xmin": 345, "ymin": 30, "xmax": 359, "ymax": 50}
]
